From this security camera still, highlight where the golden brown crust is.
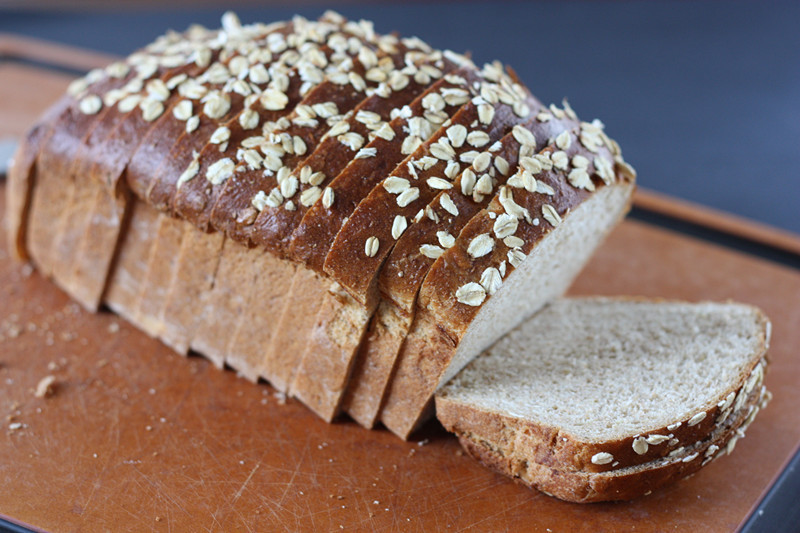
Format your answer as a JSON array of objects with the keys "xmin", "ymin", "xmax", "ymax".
[{"xmin": 209, "ymin": 76, "xmax": 364, "ymax": 246}]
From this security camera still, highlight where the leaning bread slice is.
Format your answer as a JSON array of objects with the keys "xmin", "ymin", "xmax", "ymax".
[
  {"xmin": 343, "ymin": 106, "xmax": 578, "ymax": 428},
  {"xmin": 435, "ymin": 297, "xmax": 771, "ymax": 502},
  {"xmin": 380, "ymin": 123, "xmax": 636, "ymax": 438},
  {"xmin": 55, "ymin": 43, "xmax": 221, "ymax": 310},
  {"xmin": 103, "ymin": 199, "xmax": 163, "ymax": 321}
]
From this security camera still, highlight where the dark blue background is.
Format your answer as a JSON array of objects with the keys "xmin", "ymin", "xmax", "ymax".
[{"xmin": 2, "ymin": 1, "xmax": 799, "ymax": 233}]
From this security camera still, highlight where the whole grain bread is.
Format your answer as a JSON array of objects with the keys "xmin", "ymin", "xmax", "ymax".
[
  {"xmin": 436, "ymin": 297, "xmax": 771, "ymax": 502},
  {"xmin": 9, "ymin": 12, "xmax": 771, "ymax": 504},
  {"xmin": 9, "ymin": 11, "xmax": 637, "ymax": 425}
]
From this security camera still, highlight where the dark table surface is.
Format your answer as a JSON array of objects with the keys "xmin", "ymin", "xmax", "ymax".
[{"xmin": 2, "ymin": 0, "xmax": 799, "ymax": 235}]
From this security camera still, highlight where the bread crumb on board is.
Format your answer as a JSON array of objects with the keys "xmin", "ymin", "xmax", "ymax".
[{"xmin": 34, "ymin": 375, "xmax": 57, "ymax": 398}]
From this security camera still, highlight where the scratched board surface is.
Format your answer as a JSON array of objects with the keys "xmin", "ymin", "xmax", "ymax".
[
  {"xmin": 3, "ymin": 182, "xmax": 800, "ymax": 531},
  {"xmin": 2, "ymin": 44, "xmax": 800, "ymax": 532}
]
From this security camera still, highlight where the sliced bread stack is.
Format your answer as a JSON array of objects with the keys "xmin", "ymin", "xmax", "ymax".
[
  {"xmin": 436, "ymin": 298, "xmax": 771, "ymax": 502},
  {"xmin": 8, "ymin": 11, "xmax": 637, "ymax": 437},
  {"xmin": 6, "ymin": 12, "xmax": 769, "ymax": 502}
]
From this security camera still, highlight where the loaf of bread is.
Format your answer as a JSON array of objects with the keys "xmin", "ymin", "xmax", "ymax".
[
  {"xmin": 6, "ymin": 10, "xmax": 770, "ymax": 504},
  {"xmin": 14, "ymin": 11, "xmax": 773, "ymax": 503},
  {"xmin": 8, "ymin": 11, "xmax": 637, "ymax": 433},
  {"xmin": 436, "ymin": 298, "xmax": 771, "ymax": 502}
]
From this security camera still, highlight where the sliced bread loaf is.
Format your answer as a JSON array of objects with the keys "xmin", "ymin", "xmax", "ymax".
[{"xmin": 435, "ymin": 297, "xmax": 771, "ymax": 502}]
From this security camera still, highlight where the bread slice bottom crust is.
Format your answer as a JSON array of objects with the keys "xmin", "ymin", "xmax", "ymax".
[{"xmin": 447, "ymin": 368, "xmax": 769, "ymax": 503}]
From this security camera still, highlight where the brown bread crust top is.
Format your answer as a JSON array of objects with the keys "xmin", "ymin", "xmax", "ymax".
[{"xmin": 15, "ymin": 11, "xmax": 637, "ymax": 325}]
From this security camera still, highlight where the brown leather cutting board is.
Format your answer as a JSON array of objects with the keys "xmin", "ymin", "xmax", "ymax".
[{"xmin": 2, "ymin": 36, "xmax": 800, "ymax": 532}]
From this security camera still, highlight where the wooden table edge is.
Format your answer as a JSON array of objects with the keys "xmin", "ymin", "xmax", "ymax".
[{"xmin": 0, "ymin": 32, "xmax": 117, "ymax": 73}]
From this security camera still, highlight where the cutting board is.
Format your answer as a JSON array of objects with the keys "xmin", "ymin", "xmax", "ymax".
[{"xmin": 2, "ymin": 35, "xmax": 800, "ymax": 532}]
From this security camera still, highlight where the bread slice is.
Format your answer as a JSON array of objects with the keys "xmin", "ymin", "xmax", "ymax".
[
  {"xmin": 103, "ymin": 200, "xmax": 162, "ymax": 321},
  {"xmin": 6, "ymin": 94, "xmax": 73, "ymax": 261},
  {"xmin": 56, "ymin": 44, "xmax": 221, "ymax": 311},
  {"xmin": 343, "ymin": 109, "xmax": 577, "ymax": 427},
  {"xmin": 380, "ymin": 123, "xmax": 636, "ymax": 438},
  {"xmin": 158, "ymin": 227, "xmax": 225, "ymax": 355},
  {"xmin": 259, "ymin": 70, "xmax": 479, "ymax": 397},
  {"xmin": 133, "ymin": 213, "xmax": 187, "ymax": 336},
  {"xmin": 223, "ymin": 250, "xmax": 298, "ymax": 382},
  {"xmin": 188, "ymin": 237, "xmax": 259, "ymax": 367},
  {"xmin": 435, "ymin": 297, "xmax": 771, "ymax": 502},
  {"xmin": 454, "ymin": 378, "xmax": 769, "ymax": 503},
  {"xmin": 25, "ymin": 66, "xmax": 141, "ymax": 277}
]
